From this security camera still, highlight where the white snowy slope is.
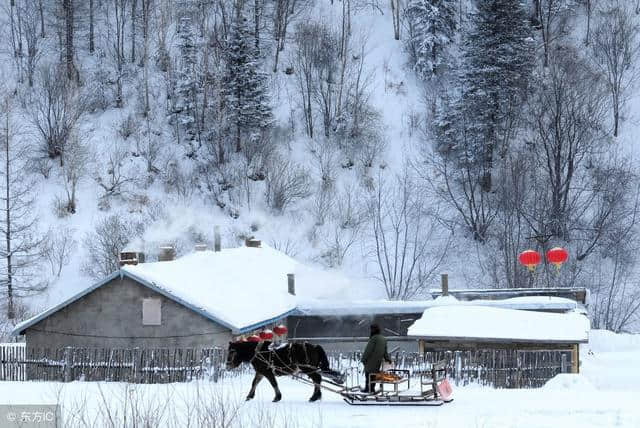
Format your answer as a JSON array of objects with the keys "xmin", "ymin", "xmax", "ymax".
[{"xmin": 408, "ymin": 305, "xmax": 590, "ymax": 342}]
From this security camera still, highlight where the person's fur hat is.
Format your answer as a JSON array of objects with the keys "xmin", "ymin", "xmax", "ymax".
[{"xmin": 370, "ymin": 323, "xmax": 381, "ymax": 335}]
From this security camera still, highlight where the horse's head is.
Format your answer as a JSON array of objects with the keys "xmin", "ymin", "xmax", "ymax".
[{"xmin": 227, "ymin": 342, "xmax": 245, "ymax": 370}]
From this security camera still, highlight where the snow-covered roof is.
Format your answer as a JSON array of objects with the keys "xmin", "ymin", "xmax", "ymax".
[
  {"xmin": 121, "ymin": 247, "xmax": 300, "ymax": 332},
  {"xmin": 296, "ymin": 294, "xmax": 582, "ymax": 316},
  {"xmin": 408, "ymin": 306, "xmax": 590, "ymax": 344},
  {"xmin": 429, "ymin": 287, "xmax": 589, "ymax": 305},
  {"xmin": 14, "ymin": 245, "xmax": 357, "ymax": 336}
]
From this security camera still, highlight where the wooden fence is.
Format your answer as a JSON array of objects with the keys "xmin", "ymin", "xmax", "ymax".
[
  {"xmin": 0, "ymin": 344, "xmax": 569, "ymax": 388},
  {"xmin": 330, "ymin": 349, "xmax": 571, "ymax": 388}
]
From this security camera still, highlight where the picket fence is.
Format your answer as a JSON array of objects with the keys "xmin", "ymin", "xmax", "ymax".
[{"xmin": 0, "ymin": 344, "xmax": 570, "ymax": 388}]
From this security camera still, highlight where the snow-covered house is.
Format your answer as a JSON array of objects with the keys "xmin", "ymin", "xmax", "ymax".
[
  {"xmin": 288, "ymin": 291, "xmax": 588, "ymax": 352},
  {"xmin": 11, "ymin": 243, "xmax": 337, "ymax": 351},
  {"xmin": 406, "ymin": 301, "xmax": 590, "ymax": 386}
]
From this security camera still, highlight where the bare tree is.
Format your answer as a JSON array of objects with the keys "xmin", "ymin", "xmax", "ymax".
[
  {"xmin": 82, "ymin": 215, "xmax": 141, "ymax": 279},
  {"xmin": 591, "ymin": 1, "xmax": 639, "ymax": 137},
  {"xmin": 0, "ymin": 97, "xmax": 47, "ymax": 319},
  {"xmin": 369, "ymin": 168, "xmax": 451, "ymax": 299},
  {"xmin": 131, "ymin": 0, "xmax": 137, "ymax": 63},
  {"xmin": 272, "ymin": 0, "xmax": 310, "ymax": 72},
  {"xmin": 292, "ymin": 22, "xmax": 320, "ymax": 138},
  {"xmin": 44, "ymin": 227, "xmax": 76, "ymax": 277},
  {"xmin": 536, "ymin": 0, "xmax": 573, "ymax": 67},
  {"xmin": 319, "ymin": 183, "xmax": 366, "ymax": 267},
  {"xmin": 60, "ymin": 134, "xmax": 90, "ymax": 214},
  {"xmin": 422, "ymin": 118, "xmax": 499, "ymax": 242},
  {"xmin": 583, "ymin": 0, "xmax": 596, "ymax": 45},
  {"xmin": 528, "ymin": 50, "xmax": 608, "ymax": 242},
  {"xmin": 17, "ymin": 2, "xmax": 42, "ymax": 87},
  {"xmin": 89, "ymin": 0, "xmax": 95, "ymax": 53},
  {"xmin": 390, "ymin": 0, "xmax": 402, "ymax": 40},
  {"xmin": 62, "ymin": 0, "xmax": 78, "ymax": 81},
  {"xmin": 265, "ymin": 154, "xmax": 310, "ymax": 213},
  {"xmin": 103, "ymin": 0, "xmax": 129, "ymax": 108},
  {"xmin": 29, "ymin": 65, "xmax": 86, "ymax": 162},
  {"xmin": 140, "ymin": 0, "xmax": 152, "ymax": 116},
  {"xmin": 94, "ymin": 144, "xmax": 138, "ymax": 203}
]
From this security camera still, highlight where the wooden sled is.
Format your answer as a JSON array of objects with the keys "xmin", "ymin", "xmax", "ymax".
[{"xmin": 341, "ymin": 362, "xmax": 454, "ymax": 406}]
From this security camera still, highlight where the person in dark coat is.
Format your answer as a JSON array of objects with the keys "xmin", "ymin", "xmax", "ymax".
[{"xmin": 361, "ymin": 323, "xmax": 391, "ymax": 393}]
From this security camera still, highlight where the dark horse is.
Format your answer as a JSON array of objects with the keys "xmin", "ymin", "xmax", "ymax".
[{"xmin": 226, "ymin": 341, "xmax": 343, "ymax": 402}]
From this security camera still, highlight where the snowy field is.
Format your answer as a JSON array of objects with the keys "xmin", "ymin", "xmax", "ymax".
[{"xmin": 0, "ymin": 331, "xmax": 638, "ymax": 428}]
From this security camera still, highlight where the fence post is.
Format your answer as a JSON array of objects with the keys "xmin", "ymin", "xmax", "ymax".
[
  {"xmin": 63, "ymin": 347, "xmax": 72, "ymax": 382},
  {"xmin": 133, "ymin": 348, "xmax": 139, "ymax": 383}
]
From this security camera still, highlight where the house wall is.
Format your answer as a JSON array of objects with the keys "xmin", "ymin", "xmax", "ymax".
[
  {"xmin": 287, "ymin": 314, "xmax": 422, "ymax": 352},
  {"xmin": 288, "ymin": 314, "xmax": 421, "ymax": 338},
  {"xmin": 25, "ymin": 276, "xmax": 232, "ymax": 351}
]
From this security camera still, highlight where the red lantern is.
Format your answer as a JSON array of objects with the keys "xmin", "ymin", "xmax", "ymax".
[
  {"xmin": 246, "ymin": 334, "xmax": 261, "ymax": 342},
  {"xmin": 519, "ymin": 250, "xmax": 541, "ymax": 272},
  {"xmin": 259, "ymin": 329, "xmax": 274, "ymax": 340},
  {"xmin": 546, "ymin": 247, "xmax": 568, "ymax": 269},
  {"xmin": 273, "ymin": 324, "xmax": 288, "ymax": 336}
]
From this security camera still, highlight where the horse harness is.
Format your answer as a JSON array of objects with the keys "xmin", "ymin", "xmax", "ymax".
[{"xmin": 251, "ymin": 341, "xmax": 317, "ymax": 376}]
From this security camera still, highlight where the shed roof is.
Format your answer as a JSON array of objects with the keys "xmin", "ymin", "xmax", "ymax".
[
  {"xmin": 296, "ymin": 295, "xmax": 582, "ymax": 316},
  {"xmin": 429, "ymin": 287, "xmax": 589, "ymax": 305},
  {"xmin": 408, "ymin": 305, "xmax": 590, "ymax": 344}
]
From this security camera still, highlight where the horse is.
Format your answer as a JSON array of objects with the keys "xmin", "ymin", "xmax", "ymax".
[{"xmin": 226, "ymin": 340, "xmax": 344, "ymax": 402}]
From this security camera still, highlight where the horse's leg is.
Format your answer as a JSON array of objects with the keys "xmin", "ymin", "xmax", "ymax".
[
  {"xmin": 308, "ymin": 372, "xmax": 322, "ymax": 402},
  {"xmin": 246, "ymin": 373, "xmax": 264, "ymax": 401},
  {"xmin": 264, "ymin": 371, "xmax": 282, "ymax": 402}
]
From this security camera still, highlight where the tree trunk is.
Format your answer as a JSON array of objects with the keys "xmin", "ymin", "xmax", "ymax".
[
  {"xmin": 585, "ymin": 0, "xmax": 591, "ymax": 46},
  {"xmin": 4, "ymin": 106, "xmax": 14, "ymax": 320},
  {"xmin": 63, "ymin": 0, "xmax": 77, "ymax": 81},
  {"xmin": 131, "ymin": 0, "xmax": 137, "ymax": 62},
  {"xmin": 38, "ymin": 0, "xmax": 45, "ymax": 38},
  {"xmin": 253, "ymin": 0, "xmax": 260, "ymax": 50},
  {"xmin": 89, "ymin": 0, "xmax": 95, "ymax": 53}
]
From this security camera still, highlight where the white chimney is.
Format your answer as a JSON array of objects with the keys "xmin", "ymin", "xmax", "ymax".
[{"xmin": 287, "ymin": 273, "xmax": 295, "ymax": 295}]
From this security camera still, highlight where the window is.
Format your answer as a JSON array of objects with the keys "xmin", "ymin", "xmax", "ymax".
[{"xmin": 142, "ymin": 298, "xmax": 161, "ymax": 325}]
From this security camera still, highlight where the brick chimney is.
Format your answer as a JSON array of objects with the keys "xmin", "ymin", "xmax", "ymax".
[
  {"xmin": 245, "ymin": 238, "xmax": 261, "ymax": 248},
  {"xmin": 119, "ymin": 251, "xmax": 145, "ymax": 266},
  {"xmin": 158, "ymin": 246, "xmax": 176, "ymax": 261}
]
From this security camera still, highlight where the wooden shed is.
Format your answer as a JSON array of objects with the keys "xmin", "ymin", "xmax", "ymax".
[{"xmin": 408, "ymin": 305, "xmax": 590, "ymax": 387}]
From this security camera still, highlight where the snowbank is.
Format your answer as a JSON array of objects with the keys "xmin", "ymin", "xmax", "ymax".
[
  {"xmin": 587, "ymin": 329, "xmax": 640, "ymax": 353},
  {"xmin": 543, "ymin": 374, "xmax": 596, "ymax": 392},
  {"xmin": 408, "ymin": 306, "xmax": 590, "ymax": 342}
]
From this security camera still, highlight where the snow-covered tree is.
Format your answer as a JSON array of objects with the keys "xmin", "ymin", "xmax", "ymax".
[
  {"xmin": 406, "ymin": 0, "xmax": 457, "ymax": 79},
  {"xmin": 174, "ymin": 0, "xmax": 198, "ymax": 142},
  {"xmin": 448, "ymin": 0, "xmax": 535, "ymax": 193},
  {"xmin": 223, "ymin": 8, "xmax": 273, "ymax": 154}
]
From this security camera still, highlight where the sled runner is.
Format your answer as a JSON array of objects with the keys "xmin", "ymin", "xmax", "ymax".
[{"xmin": 340, "ymin": 361, "xmax": 454, "ymax": 406}]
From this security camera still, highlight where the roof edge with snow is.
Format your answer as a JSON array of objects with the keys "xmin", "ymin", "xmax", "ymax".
[{"xmin": 11, "ymin": 270, "xmax": 294, "ymax": 336}]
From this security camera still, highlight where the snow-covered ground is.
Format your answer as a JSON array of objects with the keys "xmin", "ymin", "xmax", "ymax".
[{"xmin": 0, "ymin": 330, "xmax": 637, "ymax": 427}]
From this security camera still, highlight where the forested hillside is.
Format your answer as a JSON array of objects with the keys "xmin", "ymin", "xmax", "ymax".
[{"xmin": 1, "ymin": 0, "xmax": 639, "ymax": 338}]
